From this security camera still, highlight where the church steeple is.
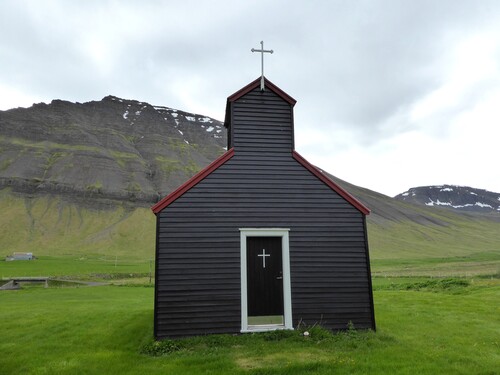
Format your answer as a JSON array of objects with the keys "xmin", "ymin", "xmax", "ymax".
[{"xmin": 223, "ymin": 77, "xmax": 296, "ymax": 152}]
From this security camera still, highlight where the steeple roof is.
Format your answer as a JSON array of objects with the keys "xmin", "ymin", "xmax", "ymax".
[{"xmin": 224, "ymin": 76, "xmax": 296, "ymax": 128}]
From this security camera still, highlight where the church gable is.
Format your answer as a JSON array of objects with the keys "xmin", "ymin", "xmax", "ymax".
[{"xmin": 153, "ymin": 77, "xmax": 369, "ymax": 215}]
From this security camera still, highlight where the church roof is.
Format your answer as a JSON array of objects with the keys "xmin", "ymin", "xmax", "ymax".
[
  {"xmin": 151, "ymin": 147, "xmax": 370, "ymax": 215},
  {"xmin": 151, "ymin": 148, "xmax": 235, "ymax": 214},
  {"xmin": 227, "ymin": 76, "xmax": 296, "ymax": 105},
  {"xmin": 152, "ymin": 77, "xmax": 370, "ymax": 216},
  {"xmin": 292, "ymin": 151, "xmax": 370, "ymax": 215}
]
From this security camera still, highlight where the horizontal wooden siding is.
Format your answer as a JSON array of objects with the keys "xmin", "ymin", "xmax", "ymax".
[
  {"xmin": 155, "ymin": 88, "xmax": 374, "ymax": 339},
  {"xmin": 230, "ymin": 87, "xmax": 293, "ymax": 152}
]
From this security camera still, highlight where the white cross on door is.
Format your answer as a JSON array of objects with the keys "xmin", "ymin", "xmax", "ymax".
[{"xmin": 257, "ymin": 249, "xmax": 270, "ymax": 268}]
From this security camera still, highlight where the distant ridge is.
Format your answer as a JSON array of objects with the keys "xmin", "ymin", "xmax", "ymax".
[{"xmin": 395, "ymin": 185, "xmax": 500, "ymax": 213}]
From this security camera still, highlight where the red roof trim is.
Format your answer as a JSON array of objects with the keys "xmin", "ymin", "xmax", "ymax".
[
  {"xmin": 227, "ymin": 76, "xmax": 296, "ymax": 106},
  {"xmin": 151, "ymin": 148, "xmax": 235, "ymax": 214},
  {"xmin": 292, "ymin": 151, "xmax": 371, "ymax": 215}
]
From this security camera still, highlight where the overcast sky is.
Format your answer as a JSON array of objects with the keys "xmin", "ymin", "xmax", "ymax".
[{"xmin": 1, "ymin": 0, "xmax": 500, "ymax": 197}]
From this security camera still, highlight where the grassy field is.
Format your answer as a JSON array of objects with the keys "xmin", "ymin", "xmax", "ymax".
[
  {"xmin": 368, "ymin": 213, "xmax": 500, "ymax": 277},
  {"xmin": 0, "ymin": 256, "xmax": 152, "ymax": 280},
  {"xmin": 1, "ymin": 278, "xmax": 498, "ymax": 374},
  {"xmin": 1, "ymin": 190, "xmax": 499, "ymax": 373}
]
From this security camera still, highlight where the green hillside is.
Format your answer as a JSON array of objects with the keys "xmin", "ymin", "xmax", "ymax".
[
  {"xmin": 329, "ymin": 174, "xmax": 500, "ymax": 277},
  {"xmin": 368, "ymin": 218, "xmax": 500, "ymax": 277},
  {"xmin": 0, "ymin": 189, "xmax": 154, "ymax": 259},
  {"xmin": 0, "ymin": 189, "xmax": 155, "ymax": 279},
  {"xmin": 1, "ymin": 187, "xmax": 498, "ymax": 279}
]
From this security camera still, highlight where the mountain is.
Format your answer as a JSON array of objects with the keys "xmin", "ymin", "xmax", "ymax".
[
  {"xmin": 0, "ymin": 96, "xmax": 226, "ymax": 207},
  {"xmin": 1, "ymin": 97, "xmax": 499, "ymax": 277},
  {"xmin": 316, "ymin": 172, "xmax": 500, "ymax": 276},
  {"xmin": 395, "ymin": 185, "xmax": 500, "ymax": 213}
]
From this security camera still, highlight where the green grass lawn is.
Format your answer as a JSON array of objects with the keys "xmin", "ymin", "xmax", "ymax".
[
  {"xmin": 1, "ymin": 279, "xmax": 498, "ymax": 374},
  {"xmin": 371, "ymin": 251, "xmax": 500, "ymax": 277},
  {"xmin": 1, "ymin": 190, "xmax": 499, "ymax": 373},
  {"xmin": 0, "ymin": 256, "xmax": 152, "ymax": 280}
]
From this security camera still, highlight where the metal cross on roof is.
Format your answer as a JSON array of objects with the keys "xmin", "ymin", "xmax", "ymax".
[{"xmin": 251, "ymin": 41, "xmax": 273, "ymax": 91}]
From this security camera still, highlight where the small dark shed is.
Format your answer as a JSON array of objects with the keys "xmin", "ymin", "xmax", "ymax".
[{"xmin": 152, "ymin": 77, "xmax": 375, "ymax": 339}]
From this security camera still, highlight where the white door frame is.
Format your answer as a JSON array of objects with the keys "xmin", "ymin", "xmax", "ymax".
[{"xmin": 240, "ymin": 228, "xmax": 293, "ymax": 332}]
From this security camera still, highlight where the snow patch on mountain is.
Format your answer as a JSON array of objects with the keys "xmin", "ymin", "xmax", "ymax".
[
  {"xmin": 425, "ymin": 199, "xmax": 447, "ymax": 207},
  {"xmin": 475, "ymin": 202, "xmax": 493, "ymax": 208},
  {"xmin": 107, "ymin": 95, "xmax": 226, "ymax": 145},
  {"xmin": 426, "ymin": 200, "xmax": 493, "ymax": 209},
  {"xmin": 396, "ymin": 185, "xmax": 500, "ymax": 213}
]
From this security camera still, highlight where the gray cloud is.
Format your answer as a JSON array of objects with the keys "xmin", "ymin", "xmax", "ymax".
[{"xmin": 1, "ymin": 0, "xmax": 500, "ymax": 194}]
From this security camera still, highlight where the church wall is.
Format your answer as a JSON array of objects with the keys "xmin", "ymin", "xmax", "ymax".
[{"xmin": 154, "ymin": 86, "xmax": 375, "ymax": 339}]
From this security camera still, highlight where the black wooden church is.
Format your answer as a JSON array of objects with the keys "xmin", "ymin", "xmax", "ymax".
[{"xmin": 152, "ymin": 76, "xmax": 375, "ymax": 339}]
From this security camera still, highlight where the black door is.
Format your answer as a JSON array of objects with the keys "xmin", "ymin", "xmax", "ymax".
[{"xmin": 247, "ymin": 237, "xmax": 284, "ymax": 317}]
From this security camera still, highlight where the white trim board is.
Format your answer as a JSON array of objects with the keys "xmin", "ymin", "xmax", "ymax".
[{"xmin": 240, "ymin": 228, "xmax": 293, "ymax": 333}]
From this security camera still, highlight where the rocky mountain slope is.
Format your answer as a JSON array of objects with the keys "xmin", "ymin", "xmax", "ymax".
[
  {"xmin": 0, "ymin": 96, "xmax": 226, "ymax": 207},
  {"xmin": 395, "ymin": 185, "xmax": 500, "ymax": 213},
  {"xmin": 2, "ymin": 96, "xmax": 499, "ymax": 224}
]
